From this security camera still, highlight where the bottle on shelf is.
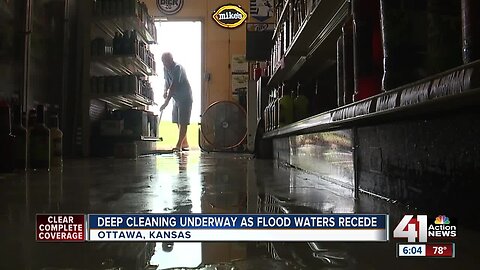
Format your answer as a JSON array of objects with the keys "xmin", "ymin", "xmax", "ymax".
[
  {"xmin": 265, "ymin": 91, "xmax": 271, "ymax": 131},
  {"xmin": 274, "ymin": 87, "xmax": 280, "ymax": 130},
  {"xmin": 29, "ymin": 105, "xmax": 51, "ymax": 170},
  {"xmin": 50, "ymin": 114, "xmax": 63, "ymax": 168},
  {"xmin": 111, "ymin": 0, "xmax": 118, "ymax": 16},
  {"xmin": 253, "ymin": 62, "xmax": 262, "ymax": 81},
  {"xmin": 91, "ymin": 77, "xmax": 98, "ymax": 94},
  {"xmin": 0, "ymin": 105, "xmax": 15, "ymax": 173},
  {"xmin": 123, "ymin": 0, "xmax": 134, "ymax": 16},
  {"xmin": 115, "ymin": 0, "xmax": 123, "ymax": 16},
  {"xmin": 139, "ymin": 41, "xmax": 145, "ymax": 63},
  {"xmin": 342, "ymin": 12, "xmax": 354, "ymax": 104},
  {"xmin": 130, "ymin": 30, "xmax": 138, "ymax": 55},
  {"xmin": 462, "ymin": 0, "xmax": 480, "ymax": 64},
  {"xmin": 290, "ymin": 89, "xmax": 297, "ymax": 118},
  {"xmin": 122, "ymin": 31, "xmax": 131, "ymax": 55},
  {"xmin": 125, "ymin": 77, "xmax": 131, "ymax": 95},
  {"xmin": 151, "ymin": 52, "xmax": 156, "ymax": 72},
  {"xmin": 270, "ymin": 89, "xmax": 275, "ymax": 130},
  {"xmin": 101, "ymin": 0, "xmax": 109, "ymax": 16},
  {"xmin": 381, "ymin": 0, "xmax": 421, "ymax": 91},
  {"xmin": 98, "ymin": 76, "xmax": 105, "ymax": 94},
  {"xmin": 283, "ymin": 7, "xmax": 290, "ymax": 55},
  {"xmin": 294, "ymin": 82, "xmax": 309, "ymax": 121},
  {"xmin": 262, "ymin": 61, "xmax": 270, "ymax": 78},
  {"xmin": 310, "ymin": 80, "xmax": 323, "ymax": 116},
  {"xmin": 288, "ymin": 0, "xmax": 294, "ymax": 42},
  {"xmin": 426, "ymin": 0, "xmax": 462, "ymax": 75},
  {"xmin": 271, "ymin": 39, "xmax": 277, "ymax": 75},
  {"xmin": 292, "ymin": 0, "xmax": 299, "ymax": 36},
  {"xmin": 275, "ymin": 0, "xmax": 284, "ymax": 25},
  {"xmin": 112, "ymin": 76, "xmax": 121, "ymax": 93},
  {"xmin": 113, "ymin": 32, "xmax": 121, "ymax": 55},
  {"xmin": 352, "ymin": 0, "xmax": 383, "ymax": 102},
  {"xmin": 268, "ymin": 90, "xmax": 275, "ymax": 131},
  {"xmin": 337, "ymin": 35, "xmax": 345, "ymax": 107},
  {"xmin": 28, "ymin": 108, "xmax": 36, "ymax": 131},
  {"xmin": 94, "ymin": 0, "xmax": 103, "ymax": 16},
  {"xmin": 135, "ymin": 0, "xmax": 141, "ymax": 20},
  {"xmin": 278, "ymin": 83, "xmax": 294, "ymax": 127},
  {"xmin": 263, "ymin": 103, "xmax": 269, "ymax": 131},
  {"xmin": 91, "ymin": 39, "xmax": 98, "ymax": 56},
  {"xmin": 12, "ymin": 104, "xmax": 27, "ymax": 171},
  {"xmin": 104, "ymin": 76, "xmax": 112, "ymax": 93}
]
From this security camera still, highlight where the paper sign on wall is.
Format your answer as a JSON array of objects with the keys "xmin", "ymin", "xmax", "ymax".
[
  {"xmin": 231, "ymin": 55, "xmax": 248, "ymax": 74},
  {"xmin": 250, "ymin": 0, "xmax": 274, "ymax": 22}
]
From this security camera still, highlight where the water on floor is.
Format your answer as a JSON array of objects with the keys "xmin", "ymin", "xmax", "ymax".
[{"xmin": 0, "ymin": 151, "xmax": 478, "ymax": 269}]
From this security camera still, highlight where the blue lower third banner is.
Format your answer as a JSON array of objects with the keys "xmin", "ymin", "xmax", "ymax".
[{"xmin": 87, "ymin": 214, "xmax": 389, "ymax": 242}]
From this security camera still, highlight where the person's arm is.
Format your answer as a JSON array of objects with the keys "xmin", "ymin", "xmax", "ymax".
[
  {"xmin": 160, "ymin": 65, "xmax": 181, "ymax": 111},
  {"xmin": 163, "ymin": 81, "xmax": 169, "ymax": 99}
]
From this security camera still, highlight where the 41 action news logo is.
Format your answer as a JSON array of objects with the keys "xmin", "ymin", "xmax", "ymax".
[{"xmin": 393, "ymin": 215, "xmax": 457, "ymax": 242}]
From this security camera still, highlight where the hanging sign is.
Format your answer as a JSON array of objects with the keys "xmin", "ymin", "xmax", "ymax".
[
  {"xmin": 212, "ymin": 4, "xmax": 248, "ymax": 29},
  {"xmin": 156, "ymin": 0, "xmax": 184, "ymax": 15}
]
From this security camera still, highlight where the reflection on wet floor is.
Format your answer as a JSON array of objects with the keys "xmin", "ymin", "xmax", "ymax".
[{"xmin": 0, "ymin": 151, "xmax": 479, "ymax": 269}]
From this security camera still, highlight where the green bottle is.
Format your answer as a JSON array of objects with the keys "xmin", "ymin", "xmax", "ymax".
[
  {"xmin": 294, "ymin": 82, "xmax": 309, "ymax": 121},
  {"xmin": 278, "ymin": 83, "xmax": 294, "ymax": 127}
]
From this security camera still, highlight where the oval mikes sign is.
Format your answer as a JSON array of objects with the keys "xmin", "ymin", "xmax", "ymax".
[{"xmin": 212, "ymin": 4, "xmax": 248, "ymax": 29}]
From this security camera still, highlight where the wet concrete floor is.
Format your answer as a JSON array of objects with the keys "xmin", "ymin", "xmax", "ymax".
[{"xmin": 0, "ymin": 151, "xmax": 479, "ymax": 269}]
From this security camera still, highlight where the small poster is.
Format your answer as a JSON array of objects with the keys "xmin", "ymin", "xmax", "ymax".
[
  {"xmin": 232, "ymin": 74, "xmax": 249, "ymax": 94},
  {"xmin": 250, "ymin": 0, "xmax": 274, "ymax": 22},
  {"xmin": 231, "ymin": 55, "xmax": 248, "ymax": 74}
]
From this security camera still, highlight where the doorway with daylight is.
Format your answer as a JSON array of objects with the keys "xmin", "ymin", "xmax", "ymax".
[{"xmin": 151, "ymin": 20, "xmax": 202, "ymax": 150}]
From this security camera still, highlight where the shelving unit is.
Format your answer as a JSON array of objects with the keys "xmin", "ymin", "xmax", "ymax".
[
  {"xmin": 92, "ymin": 93, "xmax": 155, "ymax": 109},
  {"xmin": 269, "ymin": 0, "xmax": 349, "ymax": 86},
  {"xmin": 90, "ymin": 55, "xmax": 155, "ymax": 77},
  {"xmin": 264, "ymin": 60, "xmax": 480, "ymax": 138},
  {"xmin": 80, "ymin": 1, "xmax": 160, "ymax": 156},
  {"xmin": 262, "ymin": 0, "xmax": 477, "ymax": 140},
  {"xmin": 92, "ymin": 16, "xmax": 157, "ymax": 45}
]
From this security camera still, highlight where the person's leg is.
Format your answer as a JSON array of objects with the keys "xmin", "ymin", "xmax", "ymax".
[
  {"xmin": 176, "ymin": 101, "xmax": 192, "ymax": 150},
  {"xmin": 171, "ymin": 101, "xmax": 181, "ymax": 151},
  {"xmin": 178, "ymin": 125, "xmax": 189, "ymax": 148},
  {"xmin": 175, "ymin": 124, "xmax": 188, "ymax": 149},
  {"xmin": 177, "ymin": 124, "xmax": 189, "ymax": 148}
]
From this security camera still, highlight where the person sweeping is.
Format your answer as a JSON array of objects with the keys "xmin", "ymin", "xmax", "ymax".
[{"xmin": 159, "ymin": 52, "xmax": 193, "ymax": 152}]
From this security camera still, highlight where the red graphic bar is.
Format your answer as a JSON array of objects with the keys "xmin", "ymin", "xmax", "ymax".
[
  {"xmin": 426, "ymin": 243, "xmax": 455, "ymax": 258},
  {"xmin": 36, "ymin": 214, "xmax": 86, "ymax": 242}
]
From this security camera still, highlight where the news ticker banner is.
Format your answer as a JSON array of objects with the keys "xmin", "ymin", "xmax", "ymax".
[
  {"xmin": 36, "ymin": 214, "xmax": 388, "ymax": 242},
  {"xmin": 397, "ymin": 243, "xmax": 455, "ymax": 258}
]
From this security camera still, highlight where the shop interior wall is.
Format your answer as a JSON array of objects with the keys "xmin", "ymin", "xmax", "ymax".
[
  {"xmin": 144, "ymin": 0, "xmax": 249, "ymax": 110},
  {"xmin": 0, "ymin": 0, "xmax": 78, "ymax": 156},
  {"xmin": 0, "ymin": 0, "xmax": 24, "ymax": 101}
]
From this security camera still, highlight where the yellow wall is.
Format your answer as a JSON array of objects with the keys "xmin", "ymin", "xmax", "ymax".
[{"xmin": 145, "ymin": 0, "xmax": 249, "ymax": 110}]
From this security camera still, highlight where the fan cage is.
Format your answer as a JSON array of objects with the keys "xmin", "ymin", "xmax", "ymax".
[{"xmin": 200, "ymin": 100, "xmax": 247, "ymax": 150}]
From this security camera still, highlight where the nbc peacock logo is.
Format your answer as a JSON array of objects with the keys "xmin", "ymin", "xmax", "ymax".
[
  {"xmin": 434, "ymin": 215, "xmax": 450, "ymax": 225},
  {"xmin": 428, "ymin": 215, "xmax": 456, "ymax": 238}
]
